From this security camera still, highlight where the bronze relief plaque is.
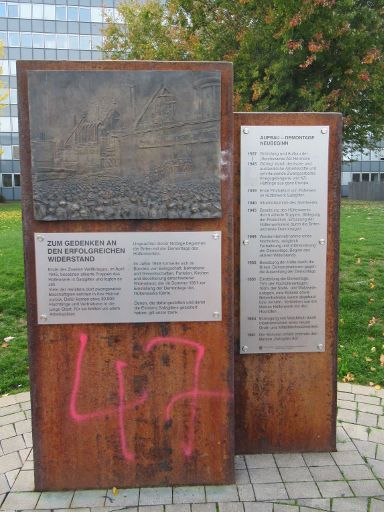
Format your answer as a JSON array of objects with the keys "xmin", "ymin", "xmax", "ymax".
[{"xmin": 28, "ymin": 70, "xmax": 222, "ymax": 220}]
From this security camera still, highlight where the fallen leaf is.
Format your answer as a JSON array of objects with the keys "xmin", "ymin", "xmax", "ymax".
[
  {"xmin": 368, "ymin": 337, "xmax": 375, "ymax": 341},
  {"xmin": 380, "ymin": 354, "xmax": 384, "ymax": 366},
  {"xmin": 370, "ymin": 367, "xmax": 377, "ymax": 372},
  {"xmin": 369, "ymin": 298, "xmax": 374, "ymax": 303},
  {"xmin": 369, "ymin": 318, "xmax": 378, "ymax": 328},
  {"xmin": 369, "ymin": 382, "xmax": 375, "ymax": 386},
  {"xmin": 356, "ymin": 258, "xmax": 361, "ymax": 264},
  {"xmin": 343, "ymin": 372, "xmax": 355, "ymax": 382},
  {"xmin": 112, "ymin": 487, "xmax": 119, "ymax": 496},
  {"xmin": 3, "ymin": 336, "xmax": 14, "ymax": 343},
  {"xmin": 353, "ymin": 351, "xmax": 358, "ymax": 357},
  {"xmin": 365, "ymin": 357, "xmax": 373, "ymax": 362},
  {"xmin": 371, "ymin": 346, "xmax": 377, "ymax": 352},
  {"xmin": 370, "ymin": 282, "xmax": 376, "ymax": 289},
  {"xmin": 375, "ymin": 385, "xmax": 382, "ymax": 390},
  {"xmin": 1, "ymin": 342, "xmax": 8, "ymax": 348},
  {"xmin": 359, "ymin": 237, "xmax": 366, "ymax": 240}
]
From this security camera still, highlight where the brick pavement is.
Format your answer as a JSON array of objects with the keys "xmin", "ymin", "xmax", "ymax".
[{"xmin": 1, "ymin": 383, "xmax": 384, "ymax": 511}]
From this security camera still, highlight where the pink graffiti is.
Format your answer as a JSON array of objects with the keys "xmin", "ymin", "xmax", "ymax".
[{"xmin": 70, "ymin": 333, "xmax": 231, "ymax": 461}]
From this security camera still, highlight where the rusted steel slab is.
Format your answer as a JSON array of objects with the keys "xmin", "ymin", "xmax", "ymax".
[
  {"xmin": 18, "ymin": 60, "xmax": 234, "ymax": 490},
  {"xmin": 234, "ymin": 112, "xmax": 342, "ymax": 453}
]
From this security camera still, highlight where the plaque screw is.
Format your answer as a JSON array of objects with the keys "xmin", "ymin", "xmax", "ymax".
[
  {"xmin": 213, "ymin": 311, "xmax": 220, "ymax": 319},
  {"xmin": 40, "ymin": 314, "xmax": 47, "ymax": 322},
  {"xmin": 36, "ymin": 235, "xmax": 45, "ymax": 242},
  {"xmin": 242, "ymin": 239, "xmax": 249, "ymax": 246},
  {"xmin": 321, "ymin": 128, "xmax": 328, "ymax": 134},
  {"xmin": 212, "ymin": 232, "xmax": 220, "ymax": 240},
  {"xmin": 317, "ymin": 343, "xmax": 324, "ymax": 350},
  {"xmin": 319, "ymin": 238, "xmax": 326, "ymax": 245},
  {"xmin": 243, "ymin": 128, "xmax": 249, "ymax": 134},
  {"xmin": 242, "ymin": 345, "xmax": 249, "ymax": 353}
]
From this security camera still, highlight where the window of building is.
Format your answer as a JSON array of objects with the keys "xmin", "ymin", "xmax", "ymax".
[
  {"xmin": 79, "ymin": 7, "xmax": 90, "ymax": 22},
  {"xmin": 91, "ymin": 7, "xmax": 103, "ymax": 23},
  {"xmin": 0, "ymin": 3, "xmax": 5, "ymax": 17},
  {"xmin": 44, "ymin": 5, "xmax": 56, "ymax": 20},
  {"xmin": 9, "ymin": 61, "xmax": 16, "ymax": 76},
  {"xmin": 381, "ymin": 174, "xmax": 384, "ymax": 182},
  {"xmin": 33, "ymin": 33, "xmax": 44, "ymax": 48},
  {"xmin": 0, "ymin": 60, "xmax": 9, "ymax": 75},
  {"xmin": 20, "ymin": 4, "xmax": 32, "ymax": 18},
  {"xmin": 45, "ymin": 34, "xmax": 56, "ymax": 48},
  {"xmin": 79, "ymin": 34, "xmax": 91, "ymax": 50},
  {"xmin": 10, "ymin": 89, "xmax": 17, "ymax": 104},
  {"xmin": 91, "ymin": 35, "xmax": 102, "ymax": 49},
  {"xmin": 12, "ymin": 145, "xmax": 19, "ymax": 160},
  {"xmin": 13, "ymin": 173, "xmax": 20, "ymax": 186},
  {"xmin": 0, "ymin": 31, "xmax": 6, "ymax": 45},
  {"xmin": 1, "ymin": 146, "xmax": 11, "ymax": 159},
  {"xmin": 1, "ymin": 173, "xmax": 12, "ymax": 187},
  {"xmin": 68, "ymin": 34, "xmax": 79, "ymax": 49},
  {"xmin": 21, "ymin": 33, "xmax": 33, "ymax": 48},
  {"xmin": 56, "ymin": 6, "xmax": 66, "ymax": 21},
  {"xmin": 32, "ymin": 4, "xmax": 44, "ymax": 19},
  {"xmin": 371, "ymin": 173, "xmax": 379, "ymax": 182},
  {"xmin": 352, "ymin": 173, "xmax": 360, "ymax": 182},
  {"xmin": 67, "ymin": 6, "xmax": 78, "ymax": 21},
  {"xmin": 56, "ymin": 34, "xmax": 68, "ymax": 49},
  {"xmin": 8, "ymin": 4, "xmax": 19, "ymax": 18},
  {"xmin": 0, "ymin": 117, "xmax": 11, "ymax": 132},
  {"xmin": 362, "ymin": 173, "xmax": 369, "ymax": 181},
  {"xmin": 8, "ymin": 32, "xmax": 20, "ymax": 47}
]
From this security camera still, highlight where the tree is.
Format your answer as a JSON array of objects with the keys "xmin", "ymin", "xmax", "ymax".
[{"xmin": 102, "ymin": 0, "xmax": 384, "ymax": 151}]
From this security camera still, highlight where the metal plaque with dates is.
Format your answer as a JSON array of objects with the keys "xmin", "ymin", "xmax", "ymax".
[
  {"xmin": 240, "ymin": 126, "xmax": 329, "ymax": 354},
  {"xmin": 35, "ymin": 231, "xmax": 222, "ymax": 325}
]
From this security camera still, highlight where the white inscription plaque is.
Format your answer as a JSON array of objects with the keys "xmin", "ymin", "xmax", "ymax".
[
  {"xmin": 35, "ymin": 231, "xmax": 221, "ymax": 325},
  {"xmin": 240, "ymin": 126, "xmax": 329, "ymax": 354}
]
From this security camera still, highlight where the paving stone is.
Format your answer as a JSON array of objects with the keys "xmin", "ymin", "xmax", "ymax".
[
  {"xmin": 308, "ymin": 465, "xmax": 343, "ymax": 481},
  {"xmin": 14, "ymin": 392, "xmax": 31, "ymax": 403},
  {"xmin": 273, "ymin": 505, "xmax": 299, "ymax": 512},
  {"xmin": 237, "ymin": 484, "xmax": 254, "ymax": 502},
  {"xmin": 72, "ymin": 490, "xmax": 108, "ymax": 508},
  {"xmin": 15, "ymin": 419, "xmax": 32, "ymax": 435},
  {"xmin": 284, "ymin": 482, "xmax": 320, "ymax": 499},
  {"xmin": 139, "ymin": 507, "xmax": 164, "ymax": 512},
  {"xmin": 1, "ymin": 434, "xmax": 26, "ymax": 454},
  {"xmin": 331, "ymin": 497, "xmax": 368, "ymax": 512},
  {"xmin": 235, "ymin": 456, "xmax": 246, "ymax": 470},
  {"xmin": 245, "ymin": 454, "xmax": 276, "ymax": 469},
  {"xmin": 173, "ymin": 486, "xmax": 205, "ymax": 504},
  {"xmin": 356, "ymin": 394, "xmax": 381, "ymax": 405},
  {"xmin": 23, "ymin": 460, "xmax": 34, "ymax": 470},
  {"xmin": 338, "ymin": 409, "xmax": 357, "ymax": 423},
  {"xmin": 205, "ymin": 485, "xmax": 238, "ymax": 503},
  {"xmin": 19, "ymin": 447, "xmax": 31, "ymax": 463},
  {"xmin": 339, "ymin": 464, "xmax": 375, "ymax": 480},
  {"xmin": 279, "ymin": 466, "xmax": 313, "ymax": 483},
  {"xmin": 217, "ymin": 502, "xmax": 244, "ymax": 512},
  {"xmin": 192, "ymin": 504, "xmax": 216, "ymax": 512},
  {"xmin": 357, "ymin": 411, "xmax": 378, "ymax": 427},
  {"xmin": 358, "ymin": 402, "xmax": 383, "ymax": 415},
  {"xmin": 353, "ymin": 440, "xmax": 377, "ymax": 459},
  {"xmin": 0, "ymin": 395, "xmax": 17, "ymax": 407},
  {"xmin": 0, "ymin": 404, "xmax": 21, "ymax": 417},
  {"xmin": 104, "ymin": 487, "xmax": 139, "ymax": 507},
  {"xmin": 0, "ymin": 473, "xmax": 10, "ymax": 493},
  {"xmin": 337, "ymin": 392, "xmax": 355, "ymax": 401},
  {"xmin": 0, "ymin": 424, "xmax": 16, "ymax": 441},
  {"xmin": 12, "ymin": 469, "xmax": 34, "ymax": 491},
  {"xmin": 0, "ymin": 452, "xmax": 22, "ymax": 473},
  {"xmin": 302, "ymin": 453, "xmax": 335, "ymax": 467},
  {"xmin": 1, "ymin": 491, "xmax": 41, "ymax": 509},
  {"xmin": 296, "ymin": 498, "xmax": 330, "ymax": 510},
  {"xmin": 25, "ymin": 409, "xmax": 32, "ymax": 419},
  {"xmin": 351, "ymin": 384, "xmax": 379, "ymax": 396},
  {"xmin": 342, "ymin": 423, "xmax": 369, "ymax": 441},
  {"xmin": 0, "ymin": 493, "xmax": 5, "ymax": 509},
  {"xmin": 235, "ymin": 470, "xmax": 250, "ymax": 484},
  {"xmin": 336, "ymin": 427, "xmax": 350, "ymax": 443},
  {"xmin": 377, "ymin": 444, "xmax": 384, "ymax": 461},
  {"xmin": 349, "ymin": 479, "xmax": 384, "ymax": 496},
  {"xmin": 338, "ymin": 400, "xmax": 357, "ymax": 411},
  {"xmin": 139, "ymin": 487, "xmax": 172, "ymax": 506},
  {"xmin": 5, "ymin": 468, "xmax": 19, "ymax": 487},
  {"xmin": 249, "ymin": 467, "xmax": 281, "ymax": 484},
  {"xmin": 368, "ymin": 458, "xmax": 384, "ymax": 479},
  {"xmin": 166, "ymin": 505, "xmax": 191, "ymax": 512},
  {"xmin": 336, "ymin": 441, "xmax": 356, "ymax": 452},
  {"xmin": 36, "ymin": 491, "xmax": 74, "ymax": 509},
  {"xmin": 252, "ymin": 483, "xmax": 288, "ymax": 501},
  {"xmin": 378, "ymin": 416, "xmax": 384, "ymax": 429},
  {"xmin": 370, "ymin": 428, "xmax": 384, "ymax": 444},
  {"xmin": 20, "ymin": 401, "xmax": 31, "ymax": 411},
  {"xmin": 337, "ymin": 383, "xmax": 353, "ymax": 393},
  {"xmin": 371, "ymin": 498, "xmax": 384, "ymax": 512},
  {"xmin": 273, "ymin": 454, "xmax": 305, "ymax": 468},
  {"xmin": 0, "ymin": 412, "xmax": 25, "ymax": 427},
  {"xmin": 244, "ymin": 504, "xmax": 273, "ymax": 512},
  {"xmin": 23, "ymin": 431, "xmax": 33, "ymax": 448},
  {"xmin": 317, "ymin": 481, "xmax": 353, "ymax": 498},
  {"xmin": 331, "ymin": 450, "xmax": 364, "ymax": 466}
]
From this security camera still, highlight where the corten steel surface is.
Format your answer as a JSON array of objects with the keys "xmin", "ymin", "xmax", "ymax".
[
  {"xmin": 234, "ymin": 113, "xmax": 342, "ymax": 454},
  {"xmin": 18, "ymin": 60, "xmax": 234, "ymax": 490}
]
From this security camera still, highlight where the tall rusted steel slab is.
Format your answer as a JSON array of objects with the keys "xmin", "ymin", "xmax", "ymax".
[
  {"xmin": 234, "ymin": 113, "xmax": 342, "ymax": 453},
  {"xmin": 18, "ymin": 60, "xmax": 234, "ymax": 490}
]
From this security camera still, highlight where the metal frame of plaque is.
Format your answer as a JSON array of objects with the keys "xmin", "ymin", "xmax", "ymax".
[
  {"xmin": 18, "ymin": 60, "xmax": 234, "ymax": 490},
  {"xmin": 234, "ymin": 112, "xmax": 342, "ymax": 454}
]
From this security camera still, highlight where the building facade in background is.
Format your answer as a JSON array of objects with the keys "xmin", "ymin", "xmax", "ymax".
[{"xmin": 0, "ymin": 0, "xmax": 118, "ymax": 200}]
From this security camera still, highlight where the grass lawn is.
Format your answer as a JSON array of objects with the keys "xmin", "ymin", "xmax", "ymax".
[{"xmin": 0, "ymin": 199, "xmax": 383, "ymax": 394}]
